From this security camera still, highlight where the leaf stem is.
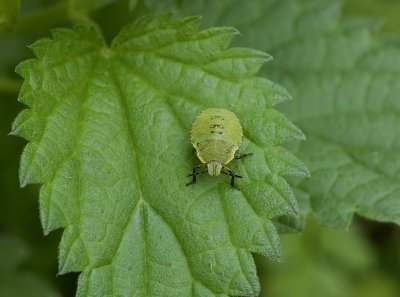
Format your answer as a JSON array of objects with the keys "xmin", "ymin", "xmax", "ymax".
[{"xmin": 69, "ymin": 12, "xmax": 104, "ymax": 39}]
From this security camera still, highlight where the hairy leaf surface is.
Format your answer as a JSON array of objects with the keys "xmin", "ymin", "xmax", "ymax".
[{"xmin": 12, "ymin": 15, "xmax": 306, "ymax": 297}]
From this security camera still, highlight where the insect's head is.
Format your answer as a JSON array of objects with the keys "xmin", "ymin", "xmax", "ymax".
[{"xmin": 206, "ymin": 160, "xmax": 223, "ymax": 176}]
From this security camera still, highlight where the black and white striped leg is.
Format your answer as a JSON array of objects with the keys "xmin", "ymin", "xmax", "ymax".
[
  {"xmin": 186, "ymin": 165, "xmax": 203, "ymax": 186},
  {"xmin": 222, "ymin": 167, "xmax": 242, "ymax": 190}
]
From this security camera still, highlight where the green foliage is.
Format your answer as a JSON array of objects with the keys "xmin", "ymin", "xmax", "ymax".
[
  {"xmin": 0, "ymin": 235, "xmax": 60, "ymax": 297},
  {"xmin": 344, "ymin": 0, "xmax": 400, "ymax": 33},
  {"xmin": 12, "ymin": 14, "xmax": 306, "ymax": 296},
  {"xmin": 179, "ymin": 0, "xmax": 400, "ymax": 229},
  {"xmin": 257, "ymin": 224, "xmax": 399, "ymax": 297},
  {"xmin": 0, "ymin": 0, "xmax": 20, "ymax": 33},
  {"xmin": 68, "ymin": 0, "xmax": 117, "ymax": 14},
  {"xmin": 269, "ymin": 1, "xmax": 400, "ymax": 228},
  {"xmin": 142, "ymin": 0, "xmax": 184, "ymax": 13}
]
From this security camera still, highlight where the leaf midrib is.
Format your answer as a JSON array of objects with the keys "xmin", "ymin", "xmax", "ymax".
[
  {"xmin": 107, "ymin": 61, "xmax": 151, "ymax": 296},
  {"xmin": 108, "ymin": 56, "xmax": 231, "ymax": 297}
]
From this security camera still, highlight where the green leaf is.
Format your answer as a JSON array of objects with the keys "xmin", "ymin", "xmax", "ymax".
[
  {"xmin": 0, "ymin": 0, "xmax": 20, "ymax": 33},
  {"xmin": 268, "ymin": 1, "xmax": 400, "ymax": 228},
  {"xmin": 0, "ymin": 235, "xmax": 60, "ymax": 297},
  {"xmin": 179, "ymin": 0, "xmax": 400, "ymax": 229},
  {"xmin": 12, "ymin": 15, "xmax": 306, "ymax": 296}
]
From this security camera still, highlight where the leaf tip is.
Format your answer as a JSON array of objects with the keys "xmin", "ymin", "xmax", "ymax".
[
  {"xmin": 19, "ymin": 172, "xmax": 29, "ymax": 188},
  {"xmin": 292, "ymin": 126, "xmax": 306, "ymax": 141},
  {"xmin": 264, "ymin": 82, "xmax": 292, "ymax": 106},
  {"xmin": 19, "ymin": 164, "xmax": 34, "ymax": 188}
]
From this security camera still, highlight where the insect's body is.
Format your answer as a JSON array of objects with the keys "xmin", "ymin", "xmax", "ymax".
[
  {"xmin": 187, "ymin": 108, "xmax": 250, "ymax": 189},
  {"xmin": 190, "ymin": 108, "xmax": 243, "ymax": 169}
]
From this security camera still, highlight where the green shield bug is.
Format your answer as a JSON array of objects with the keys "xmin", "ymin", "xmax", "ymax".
[{"xmin": 187, "ymin": 108, "xmax": 253, "ymax": 190}]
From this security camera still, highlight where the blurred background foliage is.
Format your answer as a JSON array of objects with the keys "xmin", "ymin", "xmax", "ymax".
[
  {"xmin": 343, "ymin": 0, "xmax": 400, "ymax": 33},
  {"xmin": 0, "ymin": 0, "xmax": 399, "ymax": 296}
]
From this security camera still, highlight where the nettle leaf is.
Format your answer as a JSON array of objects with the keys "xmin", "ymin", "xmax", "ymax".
[
  {"xmin": 12, "ymin": 15, "xmax": 306, "ymax": 297},
  {"xmin": 180, "ymin": 0, "xmax": 400, "ymax": 229}
]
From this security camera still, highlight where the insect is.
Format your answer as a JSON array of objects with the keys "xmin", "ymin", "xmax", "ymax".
[{"xmin": 187, "ymin": 108, "xmax": 252, "ymax": 190}]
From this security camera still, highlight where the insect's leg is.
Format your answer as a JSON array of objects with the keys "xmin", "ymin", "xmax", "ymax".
[
  {"xmin": 235, "ymin": 153, "xmax": 253, "ymax": 160},
  {"xmin": 223, "ymin": 167, "xmax": 242, "ymax": 190},
  {"xmin": 221, "ymin": 170, "xmax": 242, "ymax": 178},
  {"xmin": 186, "ymin": 164, "xmax": 202, "ymax": 186}
]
